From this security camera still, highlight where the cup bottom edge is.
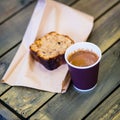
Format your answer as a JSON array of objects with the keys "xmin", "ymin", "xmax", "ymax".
[{"xmin": 73, "ymin": 84, "xmax": 97, "ymax": 92}]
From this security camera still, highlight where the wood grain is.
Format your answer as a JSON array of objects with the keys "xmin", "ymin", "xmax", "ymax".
[
  {"xmin": 1, "ymin": 87, "xmax": 55, "ymax": 118},
  {"xmin": 0, "ymin": 0, "xmax": 75, "ymax": 24},
  {"xmin": 0, "ymin": 0, "xmax": 117, "ymax": 96},
  {"xmin": 0, "ymin": 103, "xmax": 20, "ymax": 120},
  {"xmin": 0, "ymin": 0, "xmax": 34, "ymax": 23},
  {"xmin": 72, "ymin": 0, "xmax": 119, "ymax": 19},
  {"xmin": 0, "ymin": 0, "xmax": 118, "ymax": 57},
  {"xmin": 0, "ymin": 1, "xmax": 37, "ymax": 57},
  {"xmin": 55, "ymin": 0, "xmax": 77, "ymax": 5},
  {"xmin": 0, "ymin": 46, "xmax": 19, "ymax": 95},
  {"xmin": 0, "ymin": 0, "xmax": 117, "ymax": 95},
  {"xmin": 85, "ymin": 87, "xmax": 120, "ymax": 120},
  {"xmin": 0, "ymin": 0, "xmax": 120, "ymax": 119},
  {"xmin": 0, "ymin": 45, "xmax": 55, "ymax": 119},
  {"xmin": 29, "ymin": 38, "xmax": 120, "ymax": 120},
  {"xmin": 88, "ymin": 3, "xmax": 120, "ymax": 53}
]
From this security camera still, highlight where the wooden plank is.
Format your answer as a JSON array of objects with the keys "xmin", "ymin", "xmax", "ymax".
[
  {"xmin": 0, "ymin": 46, "xmax": 53, "ymax": 119},
  {"xmin": 0, "ymin": 46, "xmax": 19, "ymax": 95},
  {"xmin": 72, "ymin": 0, "xmax": 119, "ymax": 19},
  {"xmin": 0, "ymin": 63, "xmax": 10, "ymax": 96},
  {"xmin": 0, "ymin": 0, "xmax": 119, "ymax": 119},
  {"xmin": 0, "ymin": 1, "xmax": 37, "ymax": 57},
  {"xmin": 29, "ymin": 38, "xmax": 120, "ymax": 120},
  {"xmin": 85, "ymin": 87, "xmax": 120, "ymax": 120},
  {"xmin": 55, "ymin": 0, "xmax": 77, "ymax": 5},
  {"xmin": 0, "ymin": 0, "xmax": 78, "ymax": 118},
  {"xmin": 1, "ymin": 87, "xmax": 55, "ymax": 119},
  {"xmin": 0, "ymin": 0, "xmax": 76, "ymax": 23},
  {"xmin": 88, "ymin": 3, "xmax": 120, "ymax": 52},
  {"xmin": 0, "ymin": 0, "xmax": 118, "ymax": 57},
  {"xmin": 0, "ymin": 103, "xmax": 20, "ymax": 120},
  {"xmin": 0, "ymin": 0, "xmax": 34, "ymax": 23},
  {"xmin": 0, "ymin": 2, "xmax": 119, "ymax": 116}
]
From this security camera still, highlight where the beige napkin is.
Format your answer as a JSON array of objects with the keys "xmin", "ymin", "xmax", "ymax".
[{"xmin": 2, "ymin": 0, "xmax": 94, "ymax": 93}]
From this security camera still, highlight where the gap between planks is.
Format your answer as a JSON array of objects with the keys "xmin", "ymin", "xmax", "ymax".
[
  {"xmin": 82, "ymin": 84, "xmax": 120, "ymax": 120},
  {"xmin": 94, "ymin": 1, "xmax": 120, "ymax": 22},
  {"xmin": 0, "ymin": 93, "xmax": 57, "ymax": 120},
  {"xmin": 0, "ymin": 0, "xmax": 36, "ymax": 25}
]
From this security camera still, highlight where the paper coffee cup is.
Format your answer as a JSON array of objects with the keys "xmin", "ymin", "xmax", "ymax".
[{"xmin": 65, "ymin": 42, "xmax": 102, "ymax": 92}]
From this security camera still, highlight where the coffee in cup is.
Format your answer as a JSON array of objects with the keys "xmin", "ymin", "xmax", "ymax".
[
  {"xmin": 68, "ymin": 50, "xmax": 99, "ymax": 67},
  {"xmin": 65, "ymin": 42, "xmax": 102, "ymax": 92}
]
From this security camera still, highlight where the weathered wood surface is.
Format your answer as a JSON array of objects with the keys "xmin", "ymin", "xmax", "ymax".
[
  {"xmin": 0, "ymin": 0, "xmax": 35, "ymax": 24},
  {"xmin": 0, "ymin": 46, "xmax": 19, "ymax": 95},
  {"xmin": 0, "ymin": 0, "xmax": 118, "ymax": 57},
  {"xmin": 0, "ymin": 103, "xmax": 20, "ymax": 120},
  {"xmin": 88, "ymin": 3, "xmax": 120, "ymax": 52},
  {"xmin": 0, "ymin": 1, "xmax": 37, "ymax": 57},
  {"xmin": 29, "ymin": 37, "xmax": 120, "ymax": 120},
  {"xmin": 86, "ymin": 87, "xmax": 120, "ymax": 120},
  {"xmin": 1, "ymin": 87, "xmax": 55, "ymax": 118},
  {"xmin": 0, "ymin": 0, "xmax": 119, "ymax": 94},
  {"xmin": 55, "ymin": 0, "xmax": 77, "ymax": 5},
  {"xmin": 0, "ymin": 0, "xmax": 120, "ymax": 120},
  {"xmin": 0, "ymin": 0, "xmax": 37, "ymax": 94},
  {"xmin": 72, "ymin": 0, "xmax": 119, "ymax": 19}
]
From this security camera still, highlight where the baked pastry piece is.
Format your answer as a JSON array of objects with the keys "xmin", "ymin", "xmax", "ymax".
[{"xmin": 30, "ymin": 31, "xmax": 74, "ymax": 70}]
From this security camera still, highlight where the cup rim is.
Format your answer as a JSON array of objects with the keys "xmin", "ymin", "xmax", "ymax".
[{"xmin": 65, "ymin": 42, "xmax": 102, "ymax": 69}]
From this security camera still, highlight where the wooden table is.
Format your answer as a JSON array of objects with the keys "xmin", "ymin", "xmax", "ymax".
[{"xmin": 0, "ymin": 0, "xmax": 120, "ymax": 120}]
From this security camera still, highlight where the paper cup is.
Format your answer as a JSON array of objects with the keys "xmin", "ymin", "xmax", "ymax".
[{"xmin": 65, "ymin": 42, "xmax": 102, "ymax": 92}]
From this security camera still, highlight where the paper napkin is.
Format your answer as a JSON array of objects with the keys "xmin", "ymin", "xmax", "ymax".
[{"xmin": 2, "ymin": 0, "xmax": 94, "ymax": 93}]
